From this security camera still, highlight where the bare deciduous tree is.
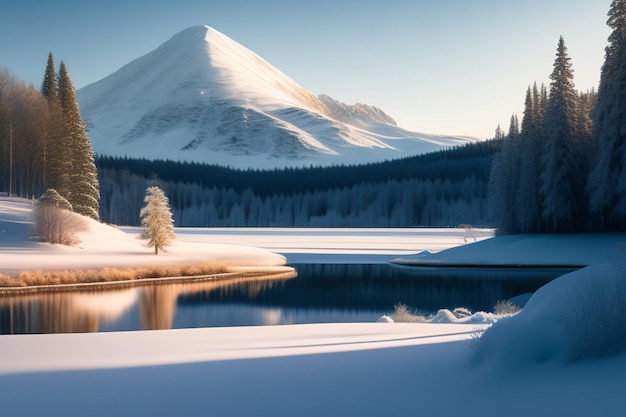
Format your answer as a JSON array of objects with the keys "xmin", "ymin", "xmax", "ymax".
[{"xmin": 33, "ymin": 189, "xmax": 86, "ymax": 246}]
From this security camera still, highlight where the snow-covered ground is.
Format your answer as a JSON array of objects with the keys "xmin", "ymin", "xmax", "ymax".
[
  {"xmin": 0, "ymin": 197, "xmax": 287, "ymax": 274},
  {"xmin": 130, "ymin": 226, "xmax": 495, "ymax": 264},
  {"xmin": 1, "ymin": 197, "xmax": 625, "ymax": 416}
]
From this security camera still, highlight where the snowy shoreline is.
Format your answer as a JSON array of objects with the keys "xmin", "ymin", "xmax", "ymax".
[
  {"xmin": 0, "ymin": 267, "xmax": 296, "ymax": 295},
  {"xmin": 392, "ymin": 232, "xmax": 626, "ymax": 267},
  {"xmin": 2, "ymin": 197, "xmax": 626, "ymax": 416}
]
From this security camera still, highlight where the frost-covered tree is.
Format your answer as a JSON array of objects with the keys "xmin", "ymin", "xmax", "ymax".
[
  {"xmin": 33, "ymin": 188, "xmax": 86, "ymax": 246},
  {"xmin": 541, "ymin": 37, "xmax": 586, "ymax": 232},
  {"xmin": 140, "ymin": 186, "xmax": 175, "ymax": 254},
  {"xmin": 587, "ymin": 0, "xmax": 626, "ymax": 230},
  {"xmin": 58, "ymin": 61, "xmax": 100, "ymax": 220}
]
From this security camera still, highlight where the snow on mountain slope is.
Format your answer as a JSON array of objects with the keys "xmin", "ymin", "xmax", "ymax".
[{"xmin": 77, "ymin": 25, "xmax": 476, "ymax": 169}]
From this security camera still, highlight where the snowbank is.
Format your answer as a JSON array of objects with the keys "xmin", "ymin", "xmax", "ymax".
[
  {"xmin": 393, "ymin": 233, "xmax": 626, "ymax": 267},
  {"xmin": 473, "ymin": 263, "xmax": 626, "ymax": 366}
]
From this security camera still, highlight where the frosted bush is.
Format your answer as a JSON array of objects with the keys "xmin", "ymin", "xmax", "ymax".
[
  {"xmin": 493, "ymin": 299, "xmax": 522, "ymax": 316},
  {"xmin": 390, "ymin": 303, "xmax": 426, "ymax": 323},
  {"xmin": 33, "ymin": 189, "xmax": 87, "ymax": 246}
]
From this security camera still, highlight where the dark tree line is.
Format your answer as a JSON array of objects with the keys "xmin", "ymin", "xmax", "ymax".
[
  {"xmin": 96, "ymin": 140, "xmax": 497, "ymax": 199},
  {"xmin": 0, "ymin": 54, "xmax": 100, "ymax": 220},
  {"xmin": 489, "ymin": 0, "xmax": 626, "ymax": 233},
  {"xmin": 97, "ymin": 140, "xmax": 499, "ymax": 227}
]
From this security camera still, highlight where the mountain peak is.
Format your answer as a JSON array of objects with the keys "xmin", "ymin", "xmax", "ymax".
[
  {"xmin": 77, "ymin": 26, "xmax": 475, "ymax": 169},
  {"xmin": 164, "ymin": 25, "xmax": 330, "ymax": 115}
]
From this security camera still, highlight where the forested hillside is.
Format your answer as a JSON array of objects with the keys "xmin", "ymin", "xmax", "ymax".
[
  {"xmin": 97, "ymin": 140, "xmax": 499, "ymax": 227},
  {"xmin": 488, "ymin": 2, "xmax": 626, "ymax": 233},
  {"xmin": 0, "ymin": 55, "xmax": 99, "ymax": 220}
]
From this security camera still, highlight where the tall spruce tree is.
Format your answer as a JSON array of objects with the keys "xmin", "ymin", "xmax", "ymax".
[
  {"xmin": 57, "ymin": 61, "xmax": 100, "ymax": 220},
  {"xmin": 40, "ymin": 52, "xmax": 69, "ymax": 197},
  {"xmin": 587, "ymin": 0, "xmax": 626, "ymax": 230},
  {"xmin": 508, "ymin": 114, "xmax": 520, "ymax": 137},
  {"xmin": 515, "ymin": 86, "xmax": 545, "ymax": 233},
  {"xmin": 541, "ymin": 37, "xmax": 585, "ymax": 232},
  {"xmin": 41, "ymin": 52, "xmax": 57, "ymax": 102},
  {"xmin": 487, "ymin": 116, "xmax": 520, "ymax": 234}
]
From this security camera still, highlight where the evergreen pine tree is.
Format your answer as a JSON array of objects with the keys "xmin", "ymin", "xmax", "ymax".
[
  {"xmin": 487, "ymin": 125, "xmax": 520, "ymax": 234},
  {"xmin": 508, "ymin": 114, "xmax": 520, "ymax": 138},
  {"xmin": 140, "ymin": 186, "xmax": 176, "ymax": 254},
  {"xmin": 58, "ymin": 61, "xmax": 100, "ymax": 220},
  {"xmin": 587, "ymin": 0, "xmax": 626, "ymax": 229},
  {"xmin": 40, "ymin": 53, "xmax": 70, "ymax": 197},
  {"xmin": 41, "ymin": 52, "xmax": 57, "ymax": 101},
  {"xmin": 540, "ymin": 37, "xmax": 585, "ymax": 232},
  {"xmin": 515, "ymin": 86, "xmax": 544, "ymax": 233},
  {"xmin": 494, "ymin": 124, "xmax": 505, "ymax": 140}
]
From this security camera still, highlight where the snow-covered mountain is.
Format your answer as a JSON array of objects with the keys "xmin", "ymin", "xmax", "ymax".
[{"xmin": 77, "ymin": 25, "xmax": 476, "ymax": 169}]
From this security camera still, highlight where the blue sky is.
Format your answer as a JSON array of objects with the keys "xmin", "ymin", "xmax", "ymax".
[{"xmin": 0, "ymin": 0, "xmax": 611, "ymax": 138}]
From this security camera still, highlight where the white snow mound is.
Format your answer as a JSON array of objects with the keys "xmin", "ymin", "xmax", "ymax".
[{"xmin": 472, "ymin": 263, "xmax": 626, "ymax": 365}]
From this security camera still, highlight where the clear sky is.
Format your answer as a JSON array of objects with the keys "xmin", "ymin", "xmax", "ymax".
[{"xmin": 0, "ymin": 0, "xmax": 612, "ymax": 139}]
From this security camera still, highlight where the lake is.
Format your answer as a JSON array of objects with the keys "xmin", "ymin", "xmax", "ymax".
[{"xmin": 0, "ymin": 263, "xmax": 574, "ymax": 334}]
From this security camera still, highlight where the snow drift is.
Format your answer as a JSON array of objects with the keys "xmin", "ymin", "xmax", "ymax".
[
  {"xmin": 77, "ymin": 25, "xmax": 475, "ymax": 169},
  {"xmin": 472, "ymin": 263, "xmax": 626, "ymax": 365}
]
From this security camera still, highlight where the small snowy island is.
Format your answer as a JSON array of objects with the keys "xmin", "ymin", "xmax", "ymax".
[{"xmin": 1, "ymin": 196, "xmax": 626, "ymax": 416}]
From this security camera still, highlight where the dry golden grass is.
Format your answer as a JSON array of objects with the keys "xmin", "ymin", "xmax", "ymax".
[{"xmin": 0, "ymin": 263, "xmax": 230, "ymax": 288}]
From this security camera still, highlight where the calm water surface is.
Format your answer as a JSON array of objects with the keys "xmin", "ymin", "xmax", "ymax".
[{"xmin": 0, "ymin": 264, "xmax": 574, "ymax": 334}]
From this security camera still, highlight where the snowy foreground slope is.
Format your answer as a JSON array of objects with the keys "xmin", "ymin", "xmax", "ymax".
[
  {"xmin": 1, "ymin": 198, "xmax": 626, "ymax": 416},
  {"xmin": 77, "ymin": 25, "xmax": 475, "ymax": 169}
]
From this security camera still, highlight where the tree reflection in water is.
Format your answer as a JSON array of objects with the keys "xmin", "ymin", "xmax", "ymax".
[
  {"xmin": 0, "ymin": 270, "xmax": 297, "ymax": 334},
  {"xmin": 0, "ymin": 264, "xmax": 569, "ymax": 334}
]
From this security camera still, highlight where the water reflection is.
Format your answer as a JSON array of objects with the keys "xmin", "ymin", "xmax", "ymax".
[
  {"xmin": 0, "ymin": 271, "xmax": 296, "ymax": 334},
  {"xmin": 182, "ymin": 263, "xmax": 569, "ymax": 312},
  {"xmin": 0, "ymin": 264, "xmax": 572, "ymax": 334}
]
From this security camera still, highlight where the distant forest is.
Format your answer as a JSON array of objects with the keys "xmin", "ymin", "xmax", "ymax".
[{"xmin": 96, "ymin": 140, "xmax": 500, "ymax": 227}]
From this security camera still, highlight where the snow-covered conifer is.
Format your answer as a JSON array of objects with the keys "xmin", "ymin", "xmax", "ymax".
[
  {"xmin": 487, "ymin": 131, "xmax": 520, "ymax": 234},
  {"xmin": 40, "ymin": 53, "xmax": 70, "ymax": 198},
  {"xmin": 515, "ymin": 86, "xmax": 544, "ymax": 233},
  {"xmin": 58, "ymin": 62, "xmax": 100, "ymax": 220},
  {"xmin": 540, "ymin": 37, "xmax": 585, "ymax": 232},
  {"xmin": 507, "ymin": 114, "xmax": 519, "ymax": 138},
  {"xmin": 587, "ymin": 0, "xmax": 626, "ymax": 229},
  {"xmin": 140, "ymin": 186, "xmax": 176, "ymax": 254}
]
